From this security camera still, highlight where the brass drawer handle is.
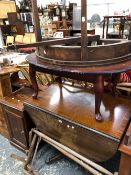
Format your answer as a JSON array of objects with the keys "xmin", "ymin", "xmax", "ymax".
[
  {"xmin": 58, "ymin": 119, "xmax": 62, "ymax": 124},
  {"xmin": 67, "ymin": 125, "xmax": 70, "ymax": 128}
]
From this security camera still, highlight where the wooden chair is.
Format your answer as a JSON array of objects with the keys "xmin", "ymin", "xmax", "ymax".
[
  {"xmin": 15, "ymin": 35, "xmax": 23, "ymax": 44},
  {"xmin": 23, "ymin": 35, "xmax": 31, "ymax": 44},
  {"xmin": 18, "ymin": 34, "xmax": 35, "ymax": 53},
  {"xmin": 6, "ymin": 36, "xmax": 14, "ymax": 46},
  {"xmin": 117, "ymin": 83, "xmax": 131, "ymax": 96},
  {"xmin": 3, "ymin": 36, "xmax": 14, "ymax": 51},
  {"xmin": 30, "ymin": 33, "xmax": 36, "ymax": 43},
  {"xmin": 17, "ymin": 65, "xmax": 54, "ymax": 88}
]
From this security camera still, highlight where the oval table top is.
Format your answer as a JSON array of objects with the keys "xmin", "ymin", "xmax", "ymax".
[{"xmin": 26, "ymin": 53, "xmax": 131, "ymax": 75}]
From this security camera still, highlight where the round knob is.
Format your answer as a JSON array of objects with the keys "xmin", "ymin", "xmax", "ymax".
[{"xmin": 58, "ymin": 119, "xmax": 62, "ymax": 124}]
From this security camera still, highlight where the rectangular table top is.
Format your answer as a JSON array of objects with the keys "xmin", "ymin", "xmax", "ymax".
[
  {"xmin": 0, "ymin": 87, "xmax": 34, "ymax": 111},
  {"xmin": 24, "ymin": 83, "xmax": 131, "ymax": 141},
  {"xmin": 0, "ymin": 66, "xmax": 20, "ymax": 75}
]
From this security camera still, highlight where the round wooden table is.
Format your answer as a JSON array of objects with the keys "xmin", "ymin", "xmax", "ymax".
[{"xmin": 26, "ymin": 53, "xmax": 131, "ymax": 121}]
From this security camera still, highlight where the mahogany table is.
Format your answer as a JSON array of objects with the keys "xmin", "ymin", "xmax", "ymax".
[
  {"xmin": 24, "ymin": 84, "xmax": 131, "ymax": 173},
  {"xmin": 26, "ymin": 53, "xmax": 131, "ymax": 121}
]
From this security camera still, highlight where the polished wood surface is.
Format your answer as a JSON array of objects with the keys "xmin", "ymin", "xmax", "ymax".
[
  {"xmin": 27, "ymin": 53, "xmax": 131, "ymax": 74},
  {"xmin": 24, "ymin": 84, "xmax": 131, "ymax": 139},
  {"xmin": 26, "ymin": 53, "xmax": 131, "ymax": 121},
  {"xmin": 1, "ymin": 87, "xmax": 34, "ymax": 111},
  {"xmin": 24, "ymin": 84, "xmax": 131, "ymax": 161}
]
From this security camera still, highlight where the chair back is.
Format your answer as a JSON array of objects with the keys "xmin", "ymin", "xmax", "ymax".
[
  {"xmin": 30, "ymin": 33, "xmax": 36, "ymax": 43},
  {"xmin": 23, "ymin": 35, "xmax": 31, "ymax": 44},
  {"xmin": 15, "ymin": 35, "xmax": 23, "ymax": 43},
  {"xmin": 6, "ymin": 36, "xmax": 14, "ymax": 46}
]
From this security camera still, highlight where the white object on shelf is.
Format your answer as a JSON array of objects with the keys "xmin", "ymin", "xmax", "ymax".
[{"xmin": 0, "ymin": 27, "xmax": 4, "ymax": 49}]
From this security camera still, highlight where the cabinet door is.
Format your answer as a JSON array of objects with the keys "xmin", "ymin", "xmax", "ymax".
[{"xmin": 4, "ymin": 109, "xmax": 28, "ymax": 150}]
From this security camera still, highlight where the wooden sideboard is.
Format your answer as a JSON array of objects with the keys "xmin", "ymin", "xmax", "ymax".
[
  {"xmin": 24, "ymin": 83, "xmax": 131, "ymax": 164},
  {"xmin": 0, "ymin": 87, "xmax": 33, "ymax": 152}
]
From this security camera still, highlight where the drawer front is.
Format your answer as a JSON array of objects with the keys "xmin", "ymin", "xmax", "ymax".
[
  {"xmin": 25, "ymin": 105, "xmax": 119, "ymax": 162},
  {"xmin": 4, "ymin": 108, "xmax": 28, "ymax": 149}
]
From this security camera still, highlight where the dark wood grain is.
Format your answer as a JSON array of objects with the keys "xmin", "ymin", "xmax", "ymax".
[
  {"xmin": 37, "ymin": 40, "xmax": 131, "ymax": 66},
  {"xmin": 0, "ymin": 87, "xmax": 34, "ymax": 151},
  {"xmin": 81, "ymin": 0, "xmax": 87, "ymax": 61},
  {"xmin": 24, "ymin": 84, "xmax": 131, "ymax": 139},
  {"xmin": 26, "ymin": 53, "xmax": 131, "ymax": 121},
  {"xmin": 8, "ymin": 35, "xmax": 100, "ymax": 50},
  {"xmin": 24, "ymin": 84, "xmax": 131, "ymax": 161},
  {"xmin": 26, "ymin": 53, "xmax": 131, "ymax": 74}
]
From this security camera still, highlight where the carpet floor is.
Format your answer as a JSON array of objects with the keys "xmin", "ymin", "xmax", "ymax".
[{"xmin": 0, "ymin": 134, "xmax": 119, "ymax": 175}]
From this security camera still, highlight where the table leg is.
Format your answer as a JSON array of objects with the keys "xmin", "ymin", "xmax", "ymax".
[
  {"xmin": 94, "ymin": 75, "xmax": 104, "ymax": 121},
  {"xmin": 29, "ymin": 64, "xmax": 38, "ymax": 99},
  {"xmin": 112, "ymin": 73, "xmax": 121, "ymax": 96}
]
